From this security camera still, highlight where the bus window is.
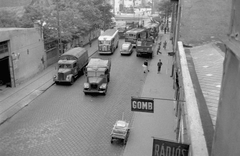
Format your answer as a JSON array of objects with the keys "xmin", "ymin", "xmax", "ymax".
[{"xmin": 99, "ymin": 40, "xmax": 104, "ymax": 44}]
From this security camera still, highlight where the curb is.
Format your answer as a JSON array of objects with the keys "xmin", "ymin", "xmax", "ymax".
[{"xmin": 0, "ymin": 49, "xmax": 99, "ymax": 126}]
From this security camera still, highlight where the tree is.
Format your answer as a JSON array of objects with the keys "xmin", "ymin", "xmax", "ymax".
[
  {"xmin": 0, "ymin": 0, "xmax": 114, "ymax": 43},
  {"xmin": 97, "ymin": 2, "xmax": 114, "ymax": 30},
  {"xmin": 0, "ymin": 10, "xmax": 20, "ymax": 27},
  {"xmin": 157, "ymin": 0, "xmax": 173, "ymax": 27}
]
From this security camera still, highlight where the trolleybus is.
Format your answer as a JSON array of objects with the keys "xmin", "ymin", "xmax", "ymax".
[{"xmin": 98, "ymin": 29, "xmax": 119, "ymax": 54}]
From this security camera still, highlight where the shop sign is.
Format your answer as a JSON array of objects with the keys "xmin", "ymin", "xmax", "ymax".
[
  {"xmin": 152, "ymin": 138, "xmax": 189, "ymax": 156},
  {"xmin": 131, "ymin": 96, "xmax": 154, "ymax": 113}
]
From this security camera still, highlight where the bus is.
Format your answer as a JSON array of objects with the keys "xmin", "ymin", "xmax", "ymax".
[
  {"xmin": 98, "ymin": 29, "xmax": 119, "ymax": 54},
  {"xmin": 124, "ymin": 28, "xmax": 147, "ymax": 47}
]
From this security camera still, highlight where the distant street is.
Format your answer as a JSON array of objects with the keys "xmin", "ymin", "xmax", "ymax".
[{"xmin": 0, "ymin": 39, "xmax": 149, "ymax": 156}]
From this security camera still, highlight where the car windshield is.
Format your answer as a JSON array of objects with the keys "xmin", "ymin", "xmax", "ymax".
[
  {"xmin": 99, "ymin": 40, "xmax": 111, "ymax": 44},
  {"xmin": 59, "ymin": 64, "xmax": 72, "ymax": 68},
  {"xmin": 126, "ymin": 33, "xmax": 136, "ymax": 38},
  {"xmin": 122, "ymin": 44, "xmax": 130, "ymax": 50},
  {"xmin": 87, "ymin": 71, "xmax": 105, "ymax": 77}
]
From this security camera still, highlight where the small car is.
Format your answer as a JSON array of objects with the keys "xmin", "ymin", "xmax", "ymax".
[
  {"xmin": 120, "ymin": 42, "xmax": 133, "ymax": 55},
  {"xmin": 110, "ymin": 120, "xmax": 130, "ymax": 145}
]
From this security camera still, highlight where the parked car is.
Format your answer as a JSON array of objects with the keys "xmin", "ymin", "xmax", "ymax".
[{"xmin": 120, "ymin": 42, "xmax": 133, "ymax": 55}]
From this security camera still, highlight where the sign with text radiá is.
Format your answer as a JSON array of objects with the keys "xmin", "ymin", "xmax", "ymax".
[
  {"xmin": 131, "ymin": 96, "xmax": 154, "ymax": 113},
  {"xmin": 152, "ymin": 138, "xmax": 189, "ymax": 156}
]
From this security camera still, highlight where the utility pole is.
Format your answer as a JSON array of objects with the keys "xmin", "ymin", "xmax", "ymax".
[
  {"xmin": 56, "ymin": 0, "xmax": 62, "ymax": 56},
  {"xmin": 151, "ymin": 0, "xmax": 154, "ymax": 14}
]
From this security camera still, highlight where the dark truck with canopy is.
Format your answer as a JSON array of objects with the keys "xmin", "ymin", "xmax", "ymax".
[
  {"xmin": 136, "ymin": 23, "xmax": 158, "ymax": 58},
  {"xmin": 83, "ymin": 58, "xmax": 111, "ymax": 95},
  {"xmin": 53, "ymin": 47, "xmax": 88, "ymax": 85}
]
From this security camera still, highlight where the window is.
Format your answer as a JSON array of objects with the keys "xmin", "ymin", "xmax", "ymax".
[
  {"xmin": 59, "ymin": 64, "xmax": 71, "ymax": 68},
  {"xmin": 96, "ymin": 71, "xmax": 105, "ymax": 76},
  {"xmin": 99, "ymin": 40, "xmax": 111, "ymax": 44},
  {"xmin": 0, "ymin": 41, "xmax": 8, "ymax": 54},
  {"xmin": 87, "ymin": 71, "xmax": 95, "ymax": 76}
]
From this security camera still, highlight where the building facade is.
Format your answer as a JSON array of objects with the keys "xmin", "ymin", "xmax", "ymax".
[
  {"xmin": 0, "ymin": 28, "xmax": 45, "ymax": 87},
  {"xmin": 179, "ymin": 0, "xmax": 231, "ymax": 45},
  {"xmin": 211, "ymin": 0, "xmax": 240, "ymax": 155}
]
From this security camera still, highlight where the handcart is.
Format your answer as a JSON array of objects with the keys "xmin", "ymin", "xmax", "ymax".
[{"xmin": 110, "ymin": 113, "xmax": 130, "ymax": 145}]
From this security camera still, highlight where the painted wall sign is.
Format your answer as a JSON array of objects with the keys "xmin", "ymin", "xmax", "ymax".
[
  {"xmin": 131, "ymin": 96, "xmax": 154, "ymax": 113},
  {"xmin": 152, "ymin": 138, "xmax": 190, "ymax": 156}
]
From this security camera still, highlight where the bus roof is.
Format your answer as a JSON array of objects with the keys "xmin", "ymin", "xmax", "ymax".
[
  {"xmin": 61, "ymin": 47, "xmax": 87, "ymax": 59},
  {"xmin": 125, "ymin": 28, "xmax": 145, "ymax": 34},
  {"xmin": 98, "ymin": 29, "xmax": 118, "ymax": 40}
]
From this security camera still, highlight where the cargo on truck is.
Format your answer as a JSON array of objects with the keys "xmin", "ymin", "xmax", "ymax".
[
  {"xmin": 53, "ymin": 47, "xmax": 88, "ymax": 85},
  {"xmin": 83, "ymin": 58, "xmax": 111, "ymax": 95}
]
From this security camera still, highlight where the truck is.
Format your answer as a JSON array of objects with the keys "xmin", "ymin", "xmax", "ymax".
[
  {"xmin": 53, "ymin": 47, "xmax": 88, "ymax": 85},
  {"xmin": 83, "ymin": 58, "xmax": 111, "ymax": 95},
  {"xmin": 136, "ymin": 38, "xmax": 154, "ymax": 58},
  {"xmin": 136, "ymin": 25, "xmax": 156, "ymax": 58}
]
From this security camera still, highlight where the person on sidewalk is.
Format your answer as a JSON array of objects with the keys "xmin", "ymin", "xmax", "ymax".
[
  {"xmin": 157, "ymin": 42, "xmax": 162, "ymax": 55},
  {"xmin": 143, "ymin": 60, "xmax": 149, "ymax": 73},
  {"xmin": 89, "ymin": 39, "xmax": 92, "ymax": 47},
  {"xmin": 157, "ymin": 59, "xmax": 163, "ymax": 74},
  {"xmin": 163, "ymin": 40, "xmax": 167, "ymax": 50}
]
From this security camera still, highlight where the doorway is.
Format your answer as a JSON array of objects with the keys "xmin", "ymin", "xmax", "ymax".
[{"xmin": 0, "ymin": 41, "xmax": 11, "ymax": 88}]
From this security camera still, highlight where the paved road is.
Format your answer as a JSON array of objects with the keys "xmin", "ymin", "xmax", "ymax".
[{"xmin": 0, "ymin": 39, "xmax": 149, "ymax": 156}]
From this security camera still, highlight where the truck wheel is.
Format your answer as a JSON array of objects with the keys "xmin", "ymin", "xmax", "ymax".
[
  {"xmin": 70, "ymin": 78, "xmax": 74, "ymax": 85},
  {"xmin": 136, "ymin": 53, "xmax": 139, "ymax": 57},
  {"xmin": 103, "ymin": 91, "xmax": 106, "ymax": 96},
  {"xmin": 150, "ymin": 53, "xmax": 153, "ymax": 58},
  {"xmin": 123, "ymin": 139, "xmax": 127, "ymax": 145},
  {"xmin": 55, "ymin": 82, "xmax": 59, "ymax": 85},
  {"xmin": 103, "ymin": 87, "xmax": 107, "ymax": 95}
]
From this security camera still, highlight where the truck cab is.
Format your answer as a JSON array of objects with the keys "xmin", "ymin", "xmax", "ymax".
[
  {"xmin": 53, "ymin": 47, "xmax": 88, "ymax": 85},
  {"xmin": 56, "ymin": 60, "xmax": 78, "ymax": 84},
  {"xmin": 83, "ymin": 58, "xmax": 111, "ymax": 95}
]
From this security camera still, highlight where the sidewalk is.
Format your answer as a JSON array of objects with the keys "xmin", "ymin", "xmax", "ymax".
[
  {"xmin": 0, "ymin": 40, "xmax": 99, "ymax": 125},
  {"xmin": 123, "ymin": 32, "xmax": 177, "ymax": 156}
]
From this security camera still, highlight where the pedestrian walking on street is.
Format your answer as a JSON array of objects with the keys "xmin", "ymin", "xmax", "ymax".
[
  {"xmin": 143, "ymin": 59, "xmax": 149, "ymax": 73},
  {"xmin": 157, "ymin": 59, "xmax": 163, "ymax": 74},
  {"xmin": 89, "ymin": 39, "xmax": 92, "ymax": 47},
  {"xmin": 163, "ymin": 40, "xmax": 167, "ymax": 50},
  {"xmin": 164, "ymin": 27, "xmax": 167, "ymax": 34},
  {"xmin": 157, "ymin": 43, "xmax": 162, "ymax": 55}
]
